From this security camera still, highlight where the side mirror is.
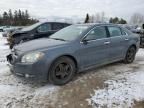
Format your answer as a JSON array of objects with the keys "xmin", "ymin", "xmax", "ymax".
[
  {"xmin": 36, "ymin": 29, "xmax": 40, "ymax": 33},
  {"xmin": 81, "ymin": 39, "xmax": 88, "ymax": 45}
]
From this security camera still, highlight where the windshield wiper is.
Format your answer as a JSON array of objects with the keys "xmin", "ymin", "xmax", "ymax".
[{"xmin": 50, "ymin": 38, "xmax": 66, "ymax": 41}]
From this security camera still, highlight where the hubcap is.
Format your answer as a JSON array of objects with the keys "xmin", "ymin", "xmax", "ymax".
[
  {"xmin": 55, "ymin": 62, "xmax": 72, "ymax": 80},
  {"xmin": 127, "ymin": 48, "xmax": 135, "ymax": 61}
]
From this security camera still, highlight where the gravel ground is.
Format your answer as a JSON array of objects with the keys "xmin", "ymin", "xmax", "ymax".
[{"xmin": 0, "ymin": 33, "xmax": 144, "ymax": 108}]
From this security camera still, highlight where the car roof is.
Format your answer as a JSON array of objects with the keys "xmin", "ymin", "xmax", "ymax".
[
  {"xmin": 39, "ymin": 21, "xmax": 71, "ymax": 25},
  {"xmin": 74, "ymin": 23, "xmax": 121, "ymax": 28}
]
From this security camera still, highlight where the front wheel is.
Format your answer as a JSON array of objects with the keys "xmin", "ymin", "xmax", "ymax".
[
  {"xmin": 48, "ymin": 57, "xmax": 76, "ymax": 85},
  {"xmin": 124, "ymin": 46, "xmax": 136, "ymax": 64}
]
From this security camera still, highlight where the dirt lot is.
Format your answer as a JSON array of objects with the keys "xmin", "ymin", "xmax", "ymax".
[{"xmin": 0, "ymin": 33, "xmax": 144, "ymax": 108}]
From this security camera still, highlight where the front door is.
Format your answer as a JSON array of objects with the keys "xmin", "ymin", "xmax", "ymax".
[{"xmin": 78, "ymin": 26, "xmax": 111, "ymax": 68}]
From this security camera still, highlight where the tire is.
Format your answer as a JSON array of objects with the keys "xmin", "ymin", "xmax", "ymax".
[
  {"xmin": 48, "ymin": 56, "xmax": 76, "ymax": 85},
  {"xmin": 124, "ymin": 46, "xmax": 136, "ymax": 64}
]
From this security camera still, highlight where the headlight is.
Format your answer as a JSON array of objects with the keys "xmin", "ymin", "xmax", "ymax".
[{"xmin": 21, "ymin": 52, "xmax": 44, "ymax": 63}]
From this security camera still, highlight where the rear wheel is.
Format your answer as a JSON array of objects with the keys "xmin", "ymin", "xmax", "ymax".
[
  {"xmin": 124, "ymin": 46, "xmax": 136, "ymax": 64},
  {"xmin": 48, "ymin": 56, "xmax": 76, "ymax": 85}
]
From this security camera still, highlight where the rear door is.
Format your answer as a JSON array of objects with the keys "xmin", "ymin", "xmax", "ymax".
[{"xmin": 107, "ymin": 26, "xmax": 128, "ymax": 60}]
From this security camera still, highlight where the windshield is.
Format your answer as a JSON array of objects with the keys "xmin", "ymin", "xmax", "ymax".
[
  {"xmin": 21, "ymin": 22, "xmax": 41, "ymax": 31},
  {"xmin": 49, "ymin": 25, "xmax": 89, "ymax": 41}
]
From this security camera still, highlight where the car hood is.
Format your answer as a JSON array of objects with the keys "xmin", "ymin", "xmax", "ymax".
[
  {"xmin": 12, "ymin": 29, "xmax": 29, "ymax": 36},
  {"xmin": 15, "ymin": 38, "xmax": 68, "ymax": 53}
]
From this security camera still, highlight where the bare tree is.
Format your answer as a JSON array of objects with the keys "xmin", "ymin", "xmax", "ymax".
[
  {"xmin": 89, "ymin": 15, "xmax": 94, "ymax": 23},
  {"xmin": 130, "ymin": 13, "xmax": 144, "ymax": 25},
  {"xmin": 93, "ymin": 12, "xmax": 105, "ymax": 23},
  {"xmin": 95, "ymin": 13, "xmax": 100, "ymax": 22},
  {"xmin": 85, "ymin": 12, "xmax": 107, "ymax": 23},
  {"xmin": 101, "ymin": 11, "xmax": 105, "ymax": 22}
]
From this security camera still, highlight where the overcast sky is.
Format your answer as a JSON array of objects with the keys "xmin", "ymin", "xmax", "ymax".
[{"xmin": 0, "ymin": 0, "xmax": 144, "ymax": 20}]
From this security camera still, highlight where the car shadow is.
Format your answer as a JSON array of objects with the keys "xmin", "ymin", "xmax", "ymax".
[{"xmin": 72, "ymin": 61, "xmax": 123, "ymax": 82}]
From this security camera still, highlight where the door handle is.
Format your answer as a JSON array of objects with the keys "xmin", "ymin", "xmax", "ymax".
[
  {"xmin": 104, "ymin": 41, "xmax": 110, "ymax": 45},
  {"xmin": 125, "ymin": 38, "xmax": 129, "ymax": 41}
]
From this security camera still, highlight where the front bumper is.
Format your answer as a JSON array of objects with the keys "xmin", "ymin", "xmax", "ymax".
[{"xmin": 7, "ymin": 54, "xmax": 49, "ymax": 81}]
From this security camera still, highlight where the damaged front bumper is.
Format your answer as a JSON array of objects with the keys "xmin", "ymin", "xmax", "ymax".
[{"xmin": 6, "ymin": 54, "xmax": 48, "ymax": 80}]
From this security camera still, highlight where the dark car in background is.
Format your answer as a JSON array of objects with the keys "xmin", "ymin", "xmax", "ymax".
[
  {"xmin": 0, "ymin": 26, "xmax": 11, "ymax": 32},
  {"xmin": 2, "ymin": 27, "xmax": 22, "ymax": 37},
  {"xmin": 0, "ymin": 28, "xmax": 3, "ymax": 32},
  {"xmin": 139, "ymin": 24, "xmax": 144, "ymax": 47},
  {"xmin": 8, "ymin": 22, "xmax": 71, "ymax": 49},
  {"xmin": 7, "ymin": 24, "xmax": 140, "ymax": 85},
  {"xmin": 120, "ymin": 24, "xmax": 144, "ymax": 48},
  {"xmin": 120, "ymin": 24, "xmax": 139, "ymax": 33}
]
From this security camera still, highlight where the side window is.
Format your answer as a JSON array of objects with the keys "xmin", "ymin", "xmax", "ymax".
[
  {"xmin": 52, "ymin": 23, "xmax": 64, "ymax": 30},
  {"xmin": 108, "ymin": 26, "xmax": 122, "ymax": 37},
  {"xmin": 37, "ymin": 23, "xmax": 51, "ymax": 33},
  {"xmin": 63, "ymin": 24, "xmax": 70, "ymax": 27},
  {"xmin": 85, "ymin": 26, "xmax": 107, "ymax": 40}
]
